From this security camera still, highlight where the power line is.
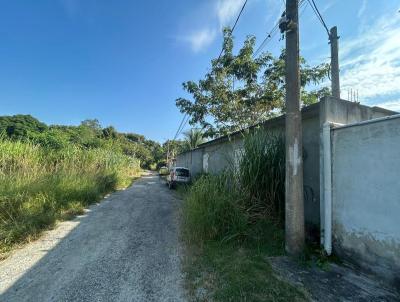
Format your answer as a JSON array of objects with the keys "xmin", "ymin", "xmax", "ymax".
[
  {"xmin": 173, "ymin": 114, "xmax": 187, "ymax": 141},
  {"xmin": 177, "ymin": 114, "xmax": 191, "ymax": 138},
  {"xmin": 307, "ymin": 0, "xmax": 330, "ymax": 36},
  {"xmin": 253, "ymin": 0, "xmax": 307, "ymax": 58},
  {"xmin": 253, "ymin": 23, "xmax": 279, "ymax": 58},
  {"xmin": 299, "ymin": 0, "xmax": 308, "ymax": 17},
  {"xmin": 171, "ymin": 0, "xmax": 248, "ymax": 145},
  {"xmin": 216, "ymin": 0, "xmax": 249, "ymax": 61},
  {"xmin": 174, "ymin": 0, "xmax": 304, "ymax": 145}
]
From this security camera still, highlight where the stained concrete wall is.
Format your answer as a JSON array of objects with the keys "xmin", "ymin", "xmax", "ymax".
[
  {"xmin": 319, "ymin": 97, "xmax": 397, "ymax": 243},
  {"xmin": 331, "ymin": 115, "xmax": 400, "ymax": 286}
]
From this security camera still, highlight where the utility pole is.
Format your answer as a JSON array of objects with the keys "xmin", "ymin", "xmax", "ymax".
[
  {"xmin": 284, "ymin": 0, "xmax": 305, "ymax": 255},
  {"xmin": 329, "ymin": 26, "xmax": 340, "ymax": 99}
]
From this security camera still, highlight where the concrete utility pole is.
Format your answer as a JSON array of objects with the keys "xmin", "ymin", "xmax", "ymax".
[
  {"xmin": 329, "ymin": 26, "xmax": 340, "ymax": 99},
  {"xmin": 285, "ymin": 0, "xmax": 305, "ymax": 255}
]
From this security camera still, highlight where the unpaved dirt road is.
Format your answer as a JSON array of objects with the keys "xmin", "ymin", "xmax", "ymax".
[{"xmin": 0, "ymin": 173, "xmax": 185, "ymax": 302}]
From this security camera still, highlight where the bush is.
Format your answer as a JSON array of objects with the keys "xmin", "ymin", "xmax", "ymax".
[
  {"xmin": 182, "ymin": 173, "xmax": 248, "ymax": 243},
  {"xmin": 0, "ymin": 138, "xmax": 141, "ymax": 255},
  {"xmin": 182, "ymin": 131, "xmax": 285, "ymax": 244}
]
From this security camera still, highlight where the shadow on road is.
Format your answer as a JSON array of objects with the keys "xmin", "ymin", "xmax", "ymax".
[{"xmin": 0, "ymin": 175, "xmax": 185, "ymax": 302}]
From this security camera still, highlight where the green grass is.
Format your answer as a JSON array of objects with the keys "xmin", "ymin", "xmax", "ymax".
[
  {"xmin": 183, "ymin": 220, "xmax": 307, "ymax": 302},
  {"xmin": 181, "ymin": 131, "xmax": 308, "ymax": 301},
  {"xmin": 181, "ymin": 175, "xmax": 308, "ymax": 301},
  {"xmin": 0, "ymin": 139, "xmax": 141, "ymax": 257},
  {"xmin": 182, "ymin": 173, "xmax": 248, "ymax": 243}
]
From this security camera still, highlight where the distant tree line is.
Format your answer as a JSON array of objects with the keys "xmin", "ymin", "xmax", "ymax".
[{"xmin": 0, "ymin": 114, "xmax": 188, "ymax": 169}]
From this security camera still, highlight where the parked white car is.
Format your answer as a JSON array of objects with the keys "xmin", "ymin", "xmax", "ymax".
[{"xmin": 166, "ymin": 167, "xmax": 191, "ymax": 189}]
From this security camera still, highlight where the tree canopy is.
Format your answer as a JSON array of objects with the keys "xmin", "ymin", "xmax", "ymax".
[
  {"xmin": 176, "ymin": 28, "xmax": 330, "ymax": 138},
  {"xmin": 0, "ymin": 114, "xmax": 167, "ymax": 169},
  {"xmin": 0, "ymin": 115, "xmax": 47, "ymax": 139}
]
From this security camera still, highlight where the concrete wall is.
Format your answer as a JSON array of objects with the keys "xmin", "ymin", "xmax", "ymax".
[
  {"xmin": 331, "ymin": 115, "xmax": 400, "ymax": 286},
  {"xmin": 202, "ymin": 136, "xmax": 244, "ymax": 174},
  {"xmin": 175, "ymin": 148, "xmax": 203, "ymax": 176},
  {"xmin": 319, "ymin": 97, "xmax": 397, "ymax": 244}
]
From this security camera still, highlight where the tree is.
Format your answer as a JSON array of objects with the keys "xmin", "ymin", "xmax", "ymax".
[
  {"xmin": 176, "ymin": 28, "xmax": 330, "ymax": 138},
  {"xmin": 80, "ymin": 119, "xmax": 102, "ymax": 132},
  {"xmin": 102, "ymin": 126, "xmax": 118, "ymax": 139},
  {"xmin": 0, "ymin": 115, "xmax": 47, "ymax": 139},
  {"xmin": 0, "ymin": 114, "xmax": 171, "ymax": 169},
  {"xmin": 183, "ymin": 128, "xmax": 205, "ymax": 151},
  {"xmin": 143, "ymin": 139, "xmax": 164, "ymax": 166},
  {"xmin": 162, "ymin": 140, "xmax": 185, "ymax": 160},
  {"xmin": 125, "ymin": 133, "xmax": 145, "ymax": 143}
]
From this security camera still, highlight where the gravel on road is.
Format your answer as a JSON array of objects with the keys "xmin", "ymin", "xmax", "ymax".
[{"xmin": 0, "ymin": 173, "xmax": 186, "ymax": 302}]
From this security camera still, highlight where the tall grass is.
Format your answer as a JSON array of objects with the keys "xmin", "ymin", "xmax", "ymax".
[
  {"xmin": 0, "ymin": 139, "xmax": 140, "ymax": 255},
  {"xmin": 182, "ymin": 132, "xmax": 308, "ymax": 301},
  {"xmin": 182, "ymin": 173, "xmax": 247, "ymax": 243},
  {"xmin": 238, "ymin": 131, "xmax": 285, "ymax": 223},
  {"xmin": 182, "ymin": 130, "xmax": 285, "ymax": 243}
]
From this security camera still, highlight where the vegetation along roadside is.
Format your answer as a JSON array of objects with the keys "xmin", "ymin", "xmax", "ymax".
[
  {"xmin": 0, "ymin": 115, "xmax": 151, "ymax": 259},
  {"xmin": 181, "ymin": 130, "xmax": 309, "ymax": 302}
]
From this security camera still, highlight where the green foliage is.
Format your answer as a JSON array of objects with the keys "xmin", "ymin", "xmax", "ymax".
[
  {"xmin": 102, "ymin": 126, "xmax": 118, "ymax": 139},
  {"xmin": 238, "ymin": 130, "xmax": 285, "ymax": 223},
  {"xmin": 176, "ymin": 27, "xmax": 330, "ymax": 138},
  {"xmin": 182, "ymin": 173, "xmax": 248, "ymax": 243},
  {"xmin": 182, "ymin": 131, "xmax": 285, "ymax": 243},
  {"xmin": 0, "ymin": 115, "xmax": 47, "ymax": 139},
  {"xmin": 0, "ymin": 138, "xmax": 141, "ymax": 255},
  {"xmin": 0, "ymin": 114, "xmax": 172, "ymax": 255},
  {"xmin": 184, "ymin": 222, "xmax": 307, "ymax": 302},
  {"xmin": 0, "ymin": 115, "xmax": 166, "ymax": 169},
  {"xmin": 162, "ymin": 139, "xmax": 186, "ymax": 159},
  {"xmin": 80, "ymin": 119, "xmax": 102, "ymax": 132},
  {"xmin": 182, "ymin": 131, "xmax": 308, "ymax": 301},
  {"xmin": 124, "ymin": 132, "xmax": 145, "ymax": 143},
  {"xmin": 182, "ymin": 128, "xmax": 205, "ymax": 151}
]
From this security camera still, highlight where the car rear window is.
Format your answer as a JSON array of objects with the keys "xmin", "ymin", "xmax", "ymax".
[{"xmin": 176, "ymin": 168, "xmax": 189, "ymax": 177}]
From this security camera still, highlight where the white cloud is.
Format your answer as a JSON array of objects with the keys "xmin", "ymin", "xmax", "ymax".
[
  {"xmin": 179, "ymin": 0, "xmax": 246, "ymax": 52},
  {"xmin": 216, "ymin": 0, "xmax": 245, "ymax": 28},
  {"xmin": 375, "ymin": 100, "xmax": 400, "ymax": 112},
  {"xmin": 357, "ymin": 0, "xmax": 367, "ymax": 18},
  {"xmin": 183, "ymin": 28, "xmax": 217, "ymax": 53},
  {"xmin": 322, "ymin": 0, "xmax": 337, "ymax": 14},
  {"xmin": 340, "ymin": 14, "xmax": 400, "ymax": 104}
]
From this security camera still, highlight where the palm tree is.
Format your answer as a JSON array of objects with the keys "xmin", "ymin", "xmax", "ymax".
[{"xmin": 183, "ymin": 128, "xmax": 205, "ymax": 151}]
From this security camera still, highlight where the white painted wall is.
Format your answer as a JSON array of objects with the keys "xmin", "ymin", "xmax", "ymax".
[{"xmin": 331, "ymin": 115, "xmax": 400, "ymax": 284}]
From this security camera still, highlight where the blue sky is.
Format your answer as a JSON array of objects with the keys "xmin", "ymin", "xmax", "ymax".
[{"xmin": 0, "ymin": 0, "xmax": 399, "ymax": 142}]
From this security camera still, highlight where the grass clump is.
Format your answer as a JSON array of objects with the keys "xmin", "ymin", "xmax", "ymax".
[
  {"xmin": 182, "ymin": 131, "xmax": 307, "ymax": 301},
  {"xmin": 182, "ymin": 173, "xmax": 247, "ymax": 243},
  {"xmin": 0, "ymin": 138, "xmax": 141, "ymax": 256},
  {"xmin": 238, "ymin": 131, "xmax": 285, "ymax": 223}
]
